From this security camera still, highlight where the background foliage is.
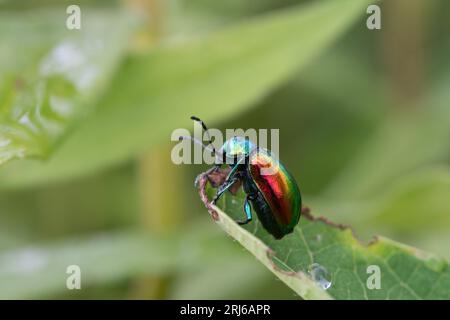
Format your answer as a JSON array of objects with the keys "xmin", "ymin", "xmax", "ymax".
[{"xmin": 0, "ymin": 0, "xmax": 449, "ymax": 299}]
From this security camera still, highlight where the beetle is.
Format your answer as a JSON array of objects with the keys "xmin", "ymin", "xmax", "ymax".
[{"xmin": 183, "ymin": 116, "xmax": 302, "ymax": 239}]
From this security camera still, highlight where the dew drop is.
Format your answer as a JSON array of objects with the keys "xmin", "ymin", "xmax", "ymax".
[{"xmin": 308, "ymin": 263, "xmax": 332, "ymax": 290}]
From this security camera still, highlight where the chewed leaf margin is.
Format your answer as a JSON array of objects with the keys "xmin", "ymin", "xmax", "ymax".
[{"xmin": 194, "ymin": 168, "xmax": 450, "ymax": 300}]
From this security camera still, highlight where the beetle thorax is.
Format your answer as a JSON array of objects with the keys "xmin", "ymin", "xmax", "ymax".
[{"xmin": 220, "ymin": 136, "xmax": 256, "ymax": 162}]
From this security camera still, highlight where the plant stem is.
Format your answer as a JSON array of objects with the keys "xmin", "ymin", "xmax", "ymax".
[
  {"xmin": 382, "ymin": 0, "xmax": 431, "ymax": 107},
  {"xmin": 124, "ymin": 0, "xmax": 185, "ymax": 299}
]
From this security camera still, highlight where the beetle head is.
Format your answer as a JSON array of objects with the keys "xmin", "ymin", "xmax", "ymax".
[{"xmin": 220, "ymin": 136, "xmax": 255, "ymax": 165}]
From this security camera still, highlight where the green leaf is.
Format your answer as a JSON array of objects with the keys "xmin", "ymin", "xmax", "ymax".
[
  {"xmin": 0, "ymin": 0, "xmax": 372, "ymax": 189},
  {"xmin": 0, "ymin": 225, "xmax": 242, "ymax": 299},
  {"xmin": 0, "ymin": 231, "xmax": 172, "ymax": 299},
  {"xmin": 212, "ymin": 191, "xmax": 450, "ymax": 299},
  {"xmin": 0, "ymin": 8, "xmax": 135, "ymax": 166}
]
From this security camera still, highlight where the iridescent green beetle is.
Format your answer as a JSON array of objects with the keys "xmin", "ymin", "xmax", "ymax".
[{"xmin": 185, "ymin": 116, "xmax": 302, "ymax": 239}]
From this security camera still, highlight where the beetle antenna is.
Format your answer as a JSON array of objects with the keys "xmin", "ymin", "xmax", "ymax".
[
  {"xmin": 178, "ymin": 136, "xmax": 223, "ymax": 163},
  {"xmin": 190, "ymin": 116, "xmax": 215, "ymax": 151}
]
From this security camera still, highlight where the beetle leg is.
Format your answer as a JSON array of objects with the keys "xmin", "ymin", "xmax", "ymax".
[
  {"xmin": 236, "ymin": 194, "xmax": 254, "ymax": 225},
  {"xmin": 212, "ymin": 176, "xmax": 240, "ymax": 204},
  {"xmin": 211, "ymin": 157, "xmax": 245, "ymax": 204},
  {"xmin": 222, "ymin": 156, "xmax": 245, "ymax": 181}
]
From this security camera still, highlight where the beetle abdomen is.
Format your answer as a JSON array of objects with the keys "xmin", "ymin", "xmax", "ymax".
[
  {"xmin": 250, "ymin": 192, "xmax": 287, "ymax": 239},
  {"xmin": 248, "ymin": 149, "xmax": 301, "ymax": 237}
]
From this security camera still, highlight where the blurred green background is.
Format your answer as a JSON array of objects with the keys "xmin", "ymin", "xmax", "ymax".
[{"xmin": 0, "ymin": 0, "xmax": 449, "ymax": 299}]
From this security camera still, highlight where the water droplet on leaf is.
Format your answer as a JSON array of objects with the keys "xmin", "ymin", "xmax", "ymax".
[{"xmin": 308, "ymin": 263, "xmax": 332, "ymax": 290}]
